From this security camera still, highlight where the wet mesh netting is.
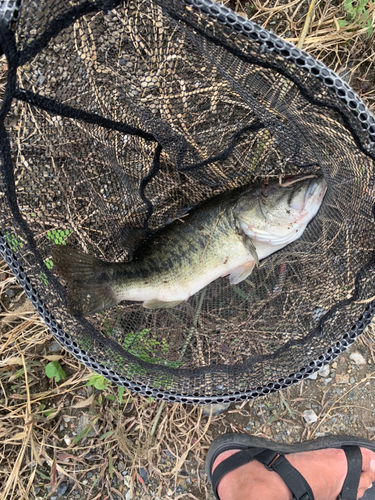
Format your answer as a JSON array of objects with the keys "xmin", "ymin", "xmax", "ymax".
[{"xmin": 1, "ymin": 0, "xmax": 375, "ymax": 403}]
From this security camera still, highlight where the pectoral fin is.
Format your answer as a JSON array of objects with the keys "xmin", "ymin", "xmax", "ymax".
[
  {"xmin": 242, "ymin": 235, "xmax": 259, "ymax": 266},
  {"xmin": 229, "ymin": 260, "xmax": 256, "ymax": 285},
  {"xmin": 143, "ymin": 299, "xmax": 184, "ymax": 309}
]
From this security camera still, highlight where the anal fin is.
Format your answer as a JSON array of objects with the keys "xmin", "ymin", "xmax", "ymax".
[
  {"xmin": 143, "ymin": 299, "xmax": 185, "ymax": 309},
  {"xmin": 229, "ymin": 260, "xmax": 256, "ymax": 285}
]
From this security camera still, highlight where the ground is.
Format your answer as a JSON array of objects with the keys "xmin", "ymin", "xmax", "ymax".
[{"xmin": 1, "ymin": 0, "xmax": 375, "ymax": 499}]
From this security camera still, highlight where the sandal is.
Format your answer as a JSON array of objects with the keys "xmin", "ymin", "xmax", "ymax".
[{"xmin": 206, "ymin": 434, "xmax": 375, "ymax": 500}]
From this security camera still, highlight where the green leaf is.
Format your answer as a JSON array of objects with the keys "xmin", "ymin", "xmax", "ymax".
[
  {"xmin": 366, "ymin": 18, "xmax": 373, "ymax": 37},
  {"xmin": 9, "ymin": 368, "xmax": 24, "ymax": 382},
  {"xmin": 86, "ymin": 374, "xmax": 110, "ymax": 391},
  {"xmin": 5, "ymin": 232, "xmax": 23, "ymax": 252},
  {"xmin": 35, "ymin": 469, "xmax": 50, "ymax": 480},
  {"xmin": 45, "ymin": 258, "xmax": 54, "ymax": 269},
  {"xmin": 45, "ymin": 361, "xmax": 66, "ymax": 383},
  {"xmin": 72, "ymin": 422, "xmax": 94, "ymax": 445},
  {"xmin": 46, "ymin": 229, "xmax": 71, "ymax": 245},
  {"xmin": 109, "ymin": 451, "xmax": 113, "ymax": 479},
  {"xmin": 44, "ymin": 409, "xmax": 58, "ymax": 418},
  {"xmin": 105, "ymin": 394, "xmax": 116, "ymax": 401},
  {"xmin": 337, "ymin": 19, "xmax": 349, "ymax": 27},
  {"xmin": 39, "ymin": 272, "xmax": 49, "ymax": 286},
  {"xmin": 98, "ymin": 430, "xmax": 115, "ymax": 440}
]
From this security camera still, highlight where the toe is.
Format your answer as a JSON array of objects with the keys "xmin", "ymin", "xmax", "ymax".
[
  {"xmin": 360, "ymin": 447, "xmax": 375, "ymax": 473},
  {"xmin": 358, "ymin": 472, "xmax": 375, "ymax": 499}
]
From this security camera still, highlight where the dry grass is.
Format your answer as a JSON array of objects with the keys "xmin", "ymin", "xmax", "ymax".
[
  {"xmin": 223, "ymin": 0, "xmax": 375, "ymax": 113},
  {"xmin": 1, "ymin": 1, "xmax": 375, "ymax": 499}
]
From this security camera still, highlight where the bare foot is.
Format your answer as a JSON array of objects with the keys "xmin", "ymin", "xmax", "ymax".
[{"xmin": 212, "ymin": 446, "xmax": 375, "ymax": 500}]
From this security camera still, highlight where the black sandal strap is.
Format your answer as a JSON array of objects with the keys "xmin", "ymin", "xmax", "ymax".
[
  {"xmin": 211, "ymin": 447, "xmax": 315, "ymax": 500},
  {"xmin": 339, "ymin": 446, "xmax": 362, "ymax": 500},
  {"xmin": 211, "ymin": 448, "xmax": 260, "ymax": 500},
  {"xmin": 255, "ymin": 449, "xmax": 315, "ymax": 500}
]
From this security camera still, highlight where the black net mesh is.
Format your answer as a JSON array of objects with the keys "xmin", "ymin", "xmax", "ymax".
[{"xmin": 1, "ymin": 0, "xmax": 375, "ymax": 403}]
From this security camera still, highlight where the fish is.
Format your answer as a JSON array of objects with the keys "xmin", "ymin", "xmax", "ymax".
[{"xmin": 52, "ymin": 176, "xmax": 327, "ymax": 316}]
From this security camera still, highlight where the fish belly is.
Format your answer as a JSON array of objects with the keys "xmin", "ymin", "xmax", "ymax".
[{"xmin": 114, "ymin": 236, "xmax": 254, "ymax": 306}]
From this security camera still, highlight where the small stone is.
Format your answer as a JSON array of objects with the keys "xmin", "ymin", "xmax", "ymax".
[
  {"xmin": 117, "ymin": 461, "xmax": 125, "ymax": 472},
  {"xmin": 139, "ymin": 467, "xmax": 148, "ymax": 484},
  {"xmin": 302, "ymin": 409, "xmax": 318, "ymax": 424},
  {"xmin": 332, "ymin": 362, "xmax": 338, "ymax": 369},
  {"xmin": 76, "ymin": 414, "xmax": 96, "ymax": 437},
  {"xmin": 350, "ymin": 377, "xmax": 356, "ymax": 384},
  {"xmin": 167, "ymin": 489, "xmax": 173, "ymax": 496},
  {"xmin": 322, "ymin": 377, "xmax": 332, "ymax": 385},
  {"xmin": 319, "ymin": 365, "xmax": 330, "ymax": 378},
  {"xmin": 63, "ymin": 435, "xmax": 71, "ymax": 446},
  {"xmin": 82, "ymin": 480, "xmax": 88, "ymax": 485},
  {"xmin": 349, "ymin": 352, "xmax": 366, "ymax": 365},
  {"xmin": 202, "ymin": 403, "xmax": 230, "ymax": 416},
  {"xmin": 125, "ymin": 491, "xmax": 131, "ymax": 500},
  {"xmin": 86, "ymin": 471, "xmax": 93, "ymax": 479},
  {"xmin": 338, "ymin": 64, "xmax": 353, "ymax": 83},
  {"xmin": 49, "ymin": 341, "xmax": 62, "ymax": 353},
  {"xmin": 335, "ymin": 374, "xmax": 349, "ymax": 384},
  {"xmin": 56, "ymin": 482, "xmax": 68, "ymax": 496},
  {"xmin": 5, "ymin": 289, "xmax": 15, "ymax": 298},
  {"xmin": 307, "ymin": 371, "xmax": 318, "ymax": 380}
]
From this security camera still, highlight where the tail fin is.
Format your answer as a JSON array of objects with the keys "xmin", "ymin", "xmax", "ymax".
[{"xmin": 52, "ymin": 246, "xmax": 118, "ymax": 316}]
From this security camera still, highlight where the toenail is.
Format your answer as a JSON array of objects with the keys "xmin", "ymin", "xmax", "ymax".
[
  {"xmin": 368, "ymin": 484, "xmax": 373, "ymax": 489},
  {"xmin": 371, "ymin": 460, "xmax": 375, "ymax": 471}
]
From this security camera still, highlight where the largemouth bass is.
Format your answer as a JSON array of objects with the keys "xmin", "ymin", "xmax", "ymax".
[{"xmin": 53, "ymin": 176, "xmax": 327, "ymax": 316}]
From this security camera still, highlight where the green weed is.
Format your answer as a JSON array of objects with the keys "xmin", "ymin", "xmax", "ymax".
[
  {"xmin": 44, "ymin": 361, "xmax": 66, "ymax": 383},
  {"xmin": 4, "ymin": 232, "xmax": 23, "ymax": 253},
  {"xmin": 46, "ymin": 228, "xmax": 71, "ymax": 245},
  {"xmin": 337, "ymin": 0, "xmax": 373, "ymax": 38},
  {"xmin": 86, "ymin": 373, "xmax": 110, "ymax": 391},
  {"xmin": 123, "ymin": 328, "xmax": 182, "ymax": 388}
]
